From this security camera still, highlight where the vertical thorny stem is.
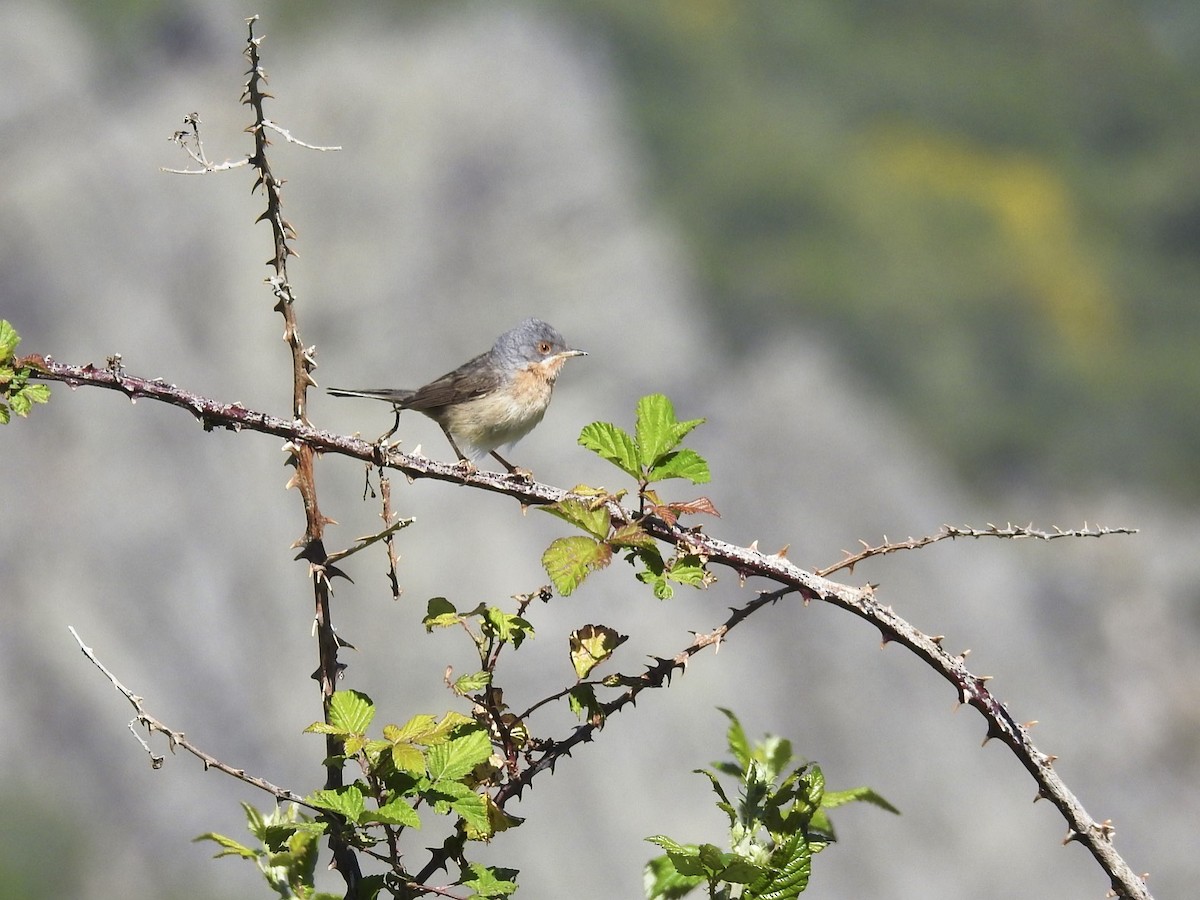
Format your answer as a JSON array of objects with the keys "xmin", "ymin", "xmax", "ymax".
[{"xmin": 241, "ymin": 16, "xmax": 361, "ymax": 896}]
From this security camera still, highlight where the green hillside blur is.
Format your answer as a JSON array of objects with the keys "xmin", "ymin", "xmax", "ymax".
[{"xmin": 566, "ymin": 0, "xmax": 1200, "ymax": 497}]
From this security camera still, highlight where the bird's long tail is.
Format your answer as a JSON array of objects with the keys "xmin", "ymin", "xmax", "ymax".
[{"xmin": 327, "ymin": 387, "xmax": 416, "ymax": 404}]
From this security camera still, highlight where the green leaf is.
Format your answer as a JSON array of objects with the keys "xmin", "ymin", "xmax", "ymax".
[
  {"xmin": 643, "ymin": 853, "xmax": 706, "ymax": 900},
  {"xmin": 693, "ymin": 769, "xmax": 736, "ymax": 827},
  {"xmin": 665, "ymin": 557, "xmax": 712, "ymax": 589},
  {"xmin": 328, "ymin": 690, "xmax": 375, "ymax": 734},
  {"xmin": 306, "ymin": 785, "xmax": 366, "ymax": 822},
  {"xmin": 195, "ymin": 831, "xmax": 259, "ymax": 860},
  {"xmin": 540, "ymin": 497, "xmax": 611, "ymax": 540},
  {"xmin": 462, "ymin": 861, "xmax": 519, "ymax": 898},
  {"xmin": 637, "ymin": 569, "xmax": 674, "ymax": 600},
  {"xmin": 453, "ymin": 670, "xmax": 492, "ymax": 694},
  {"xmin": 452, "ymin": 790, "xmax": 492, "ymax": 838},
  {"xmin": 646, "ymin": 449, "xmax": 711, "ymax": 485},
  {"xmin": 608, "ymin": 522, "xmax": 657, "ymax": 549},
  {"xmin": 579, "ymin": 421, "xmax": 641, "ymax": 478},
  {"xmin": 389, "ymin": 741, "xmax": 426, "ymax": 775},
  {"xmin": 744, "ymin": 829, "xmax": 811, "ymax": 900},
  {"xmin": 423, "ymin": 597, "xmax": 460, "ymax": 630},
  {"xmin": 426, "ymin": 726, "xmax": 492, "ymax": 783},
  {"xmin": 568, "ymin": 684, "xmax": 604, "ymax": 724},
  {"xmin": 385, "ymin": 714, "xmax": 438, "ymax": 744},
  {"xmin": 481, "ymin": 607, "xmax": 535, "ymax": 648},
  {"xmin": 645, "ymin": 835, "xmax": 691, "ymax": 855},
  {"xmin": 761, "ymin": 735, "xmax": 794, "ymax": 783},
  {"xmin": 568, "ymin": 624, "xmax": 628, "ymax": 679},
  {"xmin": 542, "ymin": 535, "xmax": 611, "ymax": 596},
  {"xmin": 363, "ymin": 797, "xmax": 421, "ymax": 828},
  {"xmin": 821, "ymin": 786, "xmax": 900, "ymax": 815},
  {"xmin": 635, "ymin": 394, "xmax": 705, "ymax": 468},
  {"xmin": 0, "ymin": 321, "xmax": 18, "ymax": 358},
  {"xmin": 719, "ymin": 708, "xmax": 751, "ymax": 770}
]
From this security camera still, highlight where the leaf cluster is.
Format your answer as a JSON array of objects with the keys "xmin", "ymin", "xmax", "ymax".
[
  {"xmin": 644, "ymin": 709, "xmax": 898, "ymax": 900},
  {"xmin": 542, "ymin": 394, "xmax": 718, "ymax": 599},
  {"xmin": 202, "ymin": 690, "xmax": 519, "ymax": 898},
  {"xmin": 0, "ymin": 321, "xmax": 51, "ymax": 424},
  {"xmin": 198, "ymin": 802, "xmax": 335, "ymax": 900}
]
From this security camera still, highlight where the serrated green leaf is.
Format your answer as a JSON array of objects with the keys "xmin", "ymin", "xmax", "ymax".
[
  {"xmin": 195, "ymin": 831, "xmax": 259, "ymax": 860},
  {"xmin": 542, "ymin": 535, "xmax": 611, "ymax": 596},
  {"xmin": 745, "ymin": 829, "xmax": 811, "ymax": 900},
  {"xmin": 466, "ymin": 794, "xmax": 523, "ymax": 842},
  {"xmin": 364, "ymin": 797, "xmax": 421, "ymax": 828},
  {"xmin": 242, "ymin": 802, "xmax": 268, "ymax": 840},
  {"xmin": 645, "ymin": 572, "xmax": 674, "ymax": 600},
  {"xmin": 568, "ymin": 624, "xmax": 627, "ymax": 679},
  {"xmin": 718, "ymin": 856, "xmax": 766, "ymax": 885},
  {"xmin": 389, "ymin": 741, "xmax": 426, "ymax": 775},
  {"xmin": 453, "ymin": 791, "xmax": 492, "ymax": 838},
  {"xmin": 463, "ymin": 861, "xmax": 519, "ymax": 897},
  {"xmin": 635, "ymin": 394, "xmax": 705, "ymax": 467},
  {"xmin": 306, "ymin": 785, "xmax": 366, "ymax": 822},
  {"xmin": 761, "ymin": 735, "xmax": 794, "ymax": 783},
  {"xmin": 0, "ymin": 321, "xmax": 18, "ymax": 358},
  {"xmin": 800, "ymin": 764, "xmax": 825, "ymax": 812},
  {"xmin": 481, "ymin": 607, "xmax": 535, "ymax": 648},
  {"xmin": 568, "ymin": 684, "xmax": 603, "ymax": 724},
  {"xmin": 540, "ymin": 497, "xmax": 611, "ymax": 540},
  {"xmin": 328, "ymin": 690, "xmax": 374, "ymax": 734},
  {"xmin": 694, "ymin": 768, "xmax": 736, "ymax": 826},
  {"xmin": 343, "ymin": 733, "xmax": 369, "ymax": 756},
  {"xmin": 643, "ymin": 853, "xmax": 706, "ymax": 900},
  {"xmin": 719, "ymin": 708, "xmax": 751, "ymax": 770},
  {"xmin": 666, "ymin": 559, "xmax": 711, "ymax": 588},
  {"xmin": 646, "ymin": 449, "xmax": 711, "ymax": 485},
  {"xmin": 645, "ymin": 834, "xmax": 692, "ymax": 855},
  {"xmin": 579, "ymin": 421, "xmax": 641, "ymax": 478},
  {"xmin": 23, "ymin": 383, "xmax": 49, "ymax": 403},
  {"xmin": 821, "ymin": 785, "xmax": 900, "ymax": 815},
  {"xmin": 454, "ymin": 670, "xmax": 492, "ymax": 694},
  {"xmin": 386, "ymin": 714, "xmax": 438, "ymax": 744},
  {"xmin": 426, "ymin": 726, "xmax": 492, "ymax": 783},
  {"xmin": 608, "ymin": 522, "xmax": 656, "ymax": 549},
  {"xmin": 423, "ymin": 597, "xmax": 460, "ymax": 630}
]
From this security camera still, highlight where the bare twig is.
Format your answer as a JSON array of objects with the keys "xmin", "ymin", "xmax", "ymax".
[
  {"xmin": 162, "ymin": 112, "xmax": 251, "ymax": 174},
  {"xmin": 236, "ymin": 16, "xmax": 357, "ymax": 893},
  {"xmin": 819, "ymin": 522, "xmax": 1139, "ymax": 578},
  {"xmin": 68, "ymin": 626, "xmax": 310, "ymax": 806}
]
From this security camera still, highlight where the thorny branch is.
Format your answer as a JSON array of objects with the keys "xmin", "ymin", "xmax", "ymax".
[
  {"xmin": 162, "ymin": 16, "xmax": 359, "ymax": 895},
  {"xmin": 29, "ymin": 354, "xmax": 1150, "ymax": 899},
  {"xmin": 818, "ymin": 522, "xmax": 1138, "ymax": 578},
  {"xmin": 68, "ymin": 626, "xmax": 310, "ymax": 807}
]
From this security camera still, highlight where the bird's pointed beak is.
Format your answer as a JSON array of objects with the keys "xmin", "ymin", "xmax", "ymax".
[{"xmin": 561, "ymin": 349, "xmax": 587, "ymax": 358}]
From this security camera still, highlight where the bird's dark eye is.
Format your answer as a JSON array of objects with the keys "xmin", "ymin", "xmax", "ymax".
[{"xmin": 538, "ymin": 341, "xmax": 552, "ymax": 355}]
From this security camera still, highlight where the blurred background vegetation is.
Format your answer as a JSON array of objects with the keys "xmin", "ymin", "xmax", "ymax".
[
  {"xmin": 63, "ymin": 0, "xmax": 1200, "ymax": 498},
  {"xmin": 6, "ymin": 2, "xmax": 1199, "ymax": 899}
]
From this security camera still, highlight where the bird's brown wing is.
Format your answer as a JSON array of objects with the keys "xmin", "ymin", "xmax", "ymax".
[{"xmin": 402, "ymin": 350, "xmax": 503, "ymax": 411}]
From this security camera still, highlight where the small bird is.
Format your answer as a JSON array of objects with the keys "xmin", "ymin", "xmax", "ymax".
[{"xmin": 328, "ymin": 318, "xmax": 586, "ymax": 474}]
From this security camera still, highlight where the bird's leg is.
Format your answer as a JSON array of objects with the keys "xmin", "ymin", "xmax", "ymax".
[
  {"xmin": 491, "ymin": 450, "xmax": 532, "ymax": 481},
  {"xmin": 439, "ymin": 426, "xmax": 477, "ymax": 474},
  {"xmin": 380, "ymin": 405, "xmax": 402, "ymax": 442}
]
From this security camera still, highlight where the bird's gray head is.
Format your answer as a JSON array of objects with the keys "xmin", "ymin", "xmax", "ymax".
[{"xmin": 492, "ymin": 318, "xmax": 586, "ymax": 371}]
